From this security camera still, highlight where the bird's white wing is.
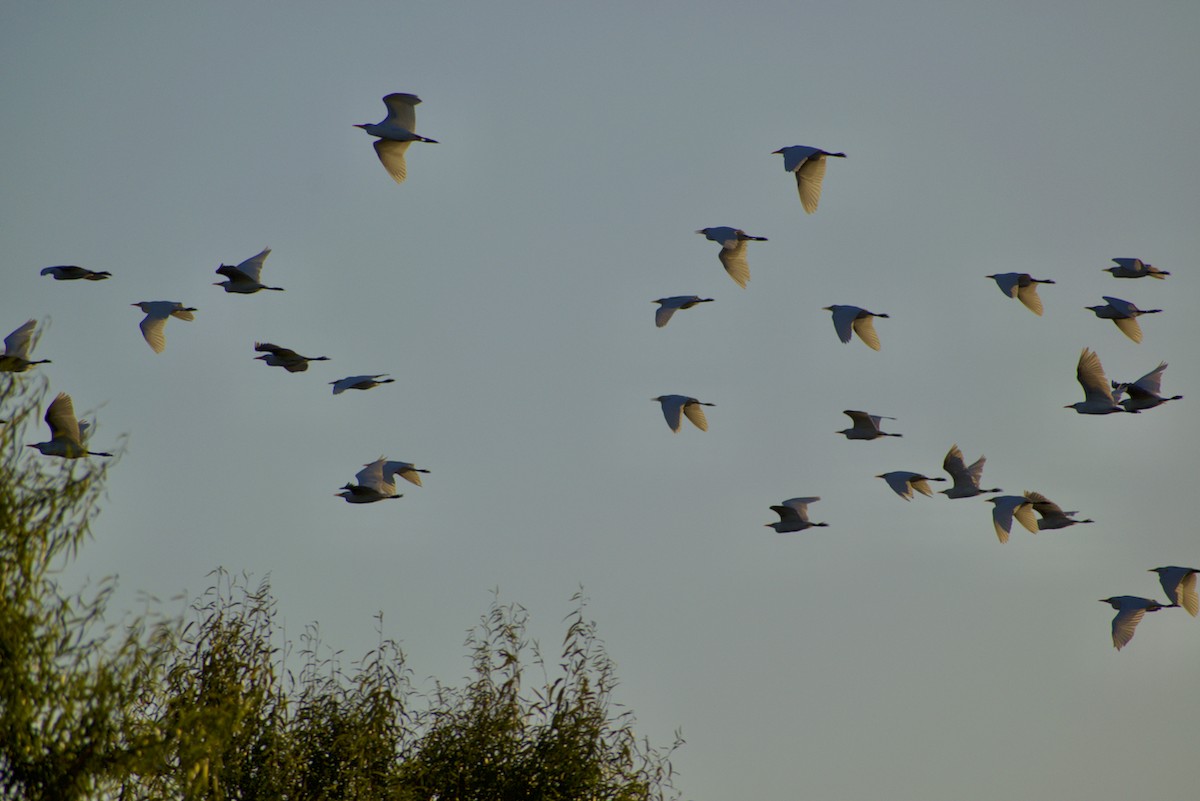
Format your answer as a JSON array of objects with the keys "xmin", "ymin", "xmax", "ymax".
[
  {"xmin": 383, "ymin": 461, "xmax": 424, "ymax": 487},
  {"xmin": 139, "ymin": 315, "xmax": 167, "ymax": 353},
  {"xmin": 844, "ymin": 410, "xmax": 874, "ymax": 430},
  {"xmin": 1012, "ymin": 502, "xmax": 1038, "ymax": 533},
  {"xmin": 169, "ymin": 305, "xmax": 195, "ymax": 322},
  {"xmin": 374, "ymin": 139, "xmax": 412, "ymax": 183},
  {"xmin": 1131, "ymin": 362, "xmax": 1168, "ymax": 395},
  {"xmin": 1111, "ymin": 607, "xmax": 1147, "ymax": 650},
  {"xmin": 717, "ymin": 240, "xmax": 750, "ymax": 288},
  {"xmin": 3, "ymin": 319, "xmax": 36, "ymax": 358},
  {"xmin": 654, "ymin": 303, "xmax": 678, "ymax": 328},
  {"xmin": 851, "ymin": 316, "xmax": 881, "ymax": 351},
  {"xmin": 657, "ymin": 396, "xmax": 684, "ymax": 432},
  {"xmin": 44, "ymin": 392, "xmax": 81, "ymax": 443},
  {"xmin": 943, "ymin": 444, "xmax": 966, "ymax": 477},
  {"xmin": 990, "ymin": 273, "xmax": 1020, "ymax": 298},
  {"xmin": 795, "ymin": 156, "xmax": 827, "ymax": 214},
  {"xmin": 354, "ymin": 458, "xmax": 396, "ymax": 493},
  {"xmin": 381, "ymin": 93, "xmax": 420, "ymax": 131},
  {"xmin": 1112, "ymin": 317, "xmax": 1144, "ymax": 343},
  {"xmin": 1015, "ymin": 284, "xmax": 1044, "ymax": 316},
  {"xmin": 881, "ymin": 473, "xmax": 915, "ymax": 500},
  {"xmin": 235, "ymin": 248, "xmax": 271, "ymax": 282},
  {"xmin": 781, "ymin": 497, "xmax": 819, "ymax": 521},
  {"xmin": 830, "ymin": 306, "xmax": 856, "ymax": 344},
  {"xmin": 682, "ymin": 401, "xmax": 709, "ymax": 431},
  {"xmin": 1076, "ymin": 349, "xmax": 1114, "ymax": 402},
  {"xmin": 770, "ymin": 505, "xmax": 802, "ymax": 525},
  {"xmin": 1179, "ymin": 572, "xmax": 1199, "ymax": 617},
  {"xmin": 910, "ymin": 477, "xmax": 936, "ymax": 497}
]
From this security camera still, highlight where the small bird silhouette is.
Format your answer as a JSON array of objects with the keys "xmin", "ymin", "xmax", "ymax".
[
  {"xmin": 1065, "ymin": 348, "xmax": 1124, "ymax": 415},
  {"xmin": 356, "ymin": 93, "xmax": 439, "ymax": 183},
  {"xmin": 939, "ymin": 444, "xmax": 1001, "ymax": 498},
  {"xmin": 1023, "ymin": 491, "xmax": 1093, "ymax": 530},
  {"xmin": 836, "ymin": 410, "xmax": 901, "ymax": 440},
  {"xmin": 986, "ymin": 495, "xmax": 1038, "ymax": 544},
  {"xmin": 26, "ymin": 392, "xmax": 112, "ymax": 458},
  {"xmin": 131, "ymin": 302, "xmax": 196, "ymax": 353},
  {"xmin": 1085, "ymin": 296, "xmax": 1162, "ymax": 343},
  {"xmin": 772, "ymin": 145, "xmax": 846, "ymax": 213},
  {"xmin": 254, "ymin": 342, "xmax": 330, "ymax": 373},
  {"xmin": 0, "ymin": 320, "xmax": 51, "ymax": 372},
  {"xmin": 653, "ymin": 296, "xmax": 714, "ymax": 328},
  {"xmin": 765, "ymin": 497, "xmax": 828, "ymax": 532},
  {"xmin": 824, "ymin": 305, "xmax": 889, "ymax": 350},
  {"xmin": 40, "ymin": 265, "xmax": 111, "ymax": 281},
  {"xmin": 985, "ymin": 273, "xmax": 1055, "ymax": 316},
  {"xmin": 1110, "ymin": 362, "xmax": 1182, "ymax": 412},
  {"xmin": 1104, "ymin": 258, "xmax": 1169, "ymax": 279},
  {"xmin": 215, "ymin": 247, "xmax": 283, "ymax": 293},
  {"xmin": 652, "ymin": 395, "xmax": 714, "ymax": 432},
  {"xmin": 695, "ymin": 227, "xmax": 767, "ymax": 288},
  {"xmin": 330, "ymin": 374, "xmax": 395, "ymax": 394},
  {"xmin": 1099, "ymin": 596, "xmax": 1173, "ymax": 650}
]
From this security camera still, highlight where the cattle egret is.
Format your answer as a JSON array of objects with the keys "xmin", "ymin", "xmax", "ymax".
[
  {"xmin": 40, "ymin": 265, "xmax": 111, "ymax": 281},
  {"xmin": 765, "ymin": 497, "xmax": 828, "ymax": 532},
  {"xmin": 356, "ymin": 93, "xmax": 438, "ymax": 183},
  {"xmin": 1024, "ymin": 491, "xmax": 1093, "ymax": 530},
  {"xmin": 215, "ymin": 247, "xmax": 283, "ymax": 293},
  {"xmin": 26, "ymin": 392, "xmax": 112, "ymax": 458},
  {"xmin": 824, "ymin": 305, "xmax": 888, "ymax": 350},
  {"xmin": 939, "ymin": 444, "xmax": 1001, "ymax": 498},
  {"xmin": 131, "ymin": 302, "xmax": 195, "ymax": 353},
  {"xmin": 652, "ymin": 395, "xmax": 714, "ymax": 432},
  {"xmin": 837, "ymin": 410, "xmax": 901, "ymax": 440},
  {"xmin": 1150, "ymin": 567, "xmax": 1199, "ymax": 616},
  {"xmin": 1111, "ymin": 362, "xmax": 1182, "ymax": 412},
  {"xmin": 0, "ymin": 320, "xmax": 51, "ymax": 372},
  {"xmin": 876, "ymin": 471, "xmax": 945, "ymax": 500},
  {"xmin": 1099, "ymin": 596, "xmax": 1171, "ymax": 651},
  {"xmin": 1105, "ymin": 258, "xmax": 1169, "ymax": 279},
  {"xmin": 1085, "ymin": 296, "xmax": 1161, "ymax": 343},
  {"xmin": 653, "ymin": 296, "xmax": 713, "ymax": 328},
  {"xmin": 254, "ymin": 342, "xmax": 330, "ymax": 373},
  {"xmin": 985, "ymin": 273, "xmax": 1055, "ymax": 316},
  {"xmin": 695, "ymin": 227, "xmax": 767, "ymax": 288},
  {"xmin": 986, "ymin": 495, "xmax": 1038, "ymax": 544},
  {"xmin": 336, "ymin": 456, "xmax": 429, "ymax": 503},
  {"xmin": 1065, "ymin": 348, "xmax": 1124, "ymax": 414},
  {"xmin": 330, "ymin": 374, "xmax": 395, "ymax": 394},
  {"xmin": 772, "ymin": 145, "xmax": 846, "ymax": 213}
]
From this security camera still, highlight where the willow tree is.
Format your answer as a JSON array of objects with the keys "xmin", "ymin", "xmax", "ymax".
[{"xmin": 0, "ymin": 373, "xmax": 162, "ymax": 801}]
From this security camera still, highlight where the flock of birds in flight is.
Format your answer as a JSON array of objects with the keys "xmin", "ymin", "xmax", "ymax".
[{"xmin": 2, "ymin": 93, "xmax": 1194, "ymax": 651}]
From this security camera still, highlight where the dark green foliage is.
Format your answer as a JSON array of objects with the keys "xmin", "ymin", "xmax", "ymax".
[{"xmin": 2, "ymin": 377, "xmax": 681, "ymax": 801}]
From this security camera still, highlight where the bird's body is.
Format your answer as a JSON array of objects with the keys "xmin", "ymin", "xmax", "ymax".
[
  {"xmin": 652, "ymin": 395, "xmax": 714, "ymax": 432},
  {"xmin": 653, "ymin": 296, "xmax": 714, "ymax": 328},
  {"xmin": 695, "ymin": 227, "xmax": 767, "ymax": 288},
  {"xmin": 215, "ymin": 247, "xmax": 283, "ymax": 293},
  {"xmin": 985, "ymin": 273, "xmax": 1055, "ymax": 316},
  {"xmin": 330, "ymin": 374, "xmax": 395, "ymax": 394},
  {"xmin": 26, "ymin": 392, "xmax": 112, "ymax": 458},
  {"xmin": 766, "ymin": 497, "xmax": 827, "ymax": 532},
  {"xmin": 772, "ymin": 145, "xmax": 846, "ymax": 213},
  {"xmin": 1111, "ymin": 361, "xmax": 1182, "ymax": 412},
  {"xmin": 1099, "ymin": 596, "xmax": 1171, "ymax": 650},
  {"xmin": 986, "ymin": 495, "xmax": 1038, "ymax": 543},
  {"xmin": 40, "ymin": 265, "xmax": 111, "ymax": 281},
  {"xmin": 356, "ymin": 93, "xmax": 438, "ymax": 183},
  {"xmin": 940, "ymin": 444, "xmax": 1001, "ymax": 498},
  {"xmin": 1150, "ymin": 566, "xmax": 1199, "ymax": 616},
  {"xmin": 1024, "ymin": 491, "xmax": 1093, "ymax": 530},
  {"xmin": 837, "ymin": 410, "xmax": 901, "ymax": 440},
  {"xmin": 876, "ymin": 471, "xmax": 946, "ymax": 500},
  {"xmin": 1085, "ymin": 296, "xmax": 1161, "ymax": 343},
  {"xmin": 1105, "ymin": 258, "xmax": 1169, "ymax": 279},
  {"xmin": 131, "ymin": 302, "xmax": 196, "ymax": 353},
  {"xmin": 0, "ymin": 320, "xmax": 51, "ymax": 372},
  {"xmin": 1065, "ymin": 348, "xmax": 1124, "ymax": 414},
  {"xmin": 254, "ymin": 342, "xmax": 330, "ymax": 373},
  {"xmin": 824, "ymin": 305, "xmax": 888, "ymax": 350}
]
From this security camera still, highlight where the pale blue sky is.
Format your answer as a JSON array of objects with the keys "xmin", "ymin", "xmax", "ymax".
[{"xmin": 4, "ymin": 2, "xmax": 1199, "ymax": 798}]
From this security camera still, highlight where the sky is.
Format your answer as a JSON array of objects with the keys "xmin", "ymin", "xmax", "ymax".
[{"xmin": 3, "ymin": 2, "xmax": 1200, "ymax": 798}]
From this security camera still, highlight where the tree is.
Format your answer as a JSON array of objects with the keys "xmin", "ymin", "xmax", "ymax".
[{"xmin": 2, "ymin": 374, "xmax": 682, "ymax": 800}]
